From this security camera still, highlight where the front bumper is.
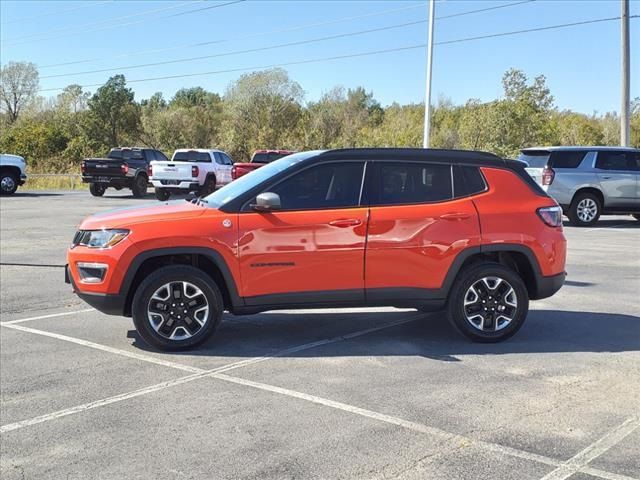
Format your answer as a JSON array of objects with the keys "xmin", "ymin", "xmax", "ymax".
[
  {"xmin": 19, "ymin": 173, "xmax": 27, "ymax": 186},
  {"xmin": 66, "ymin": 264, "xmax": 126, "ymax": 316}
]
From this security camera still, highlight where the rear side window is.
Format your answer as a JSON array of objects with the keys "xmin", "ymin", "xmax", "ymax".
[
  {"xmin": 453, "ymin": 166, "xmax": 486, "ymax": 198},
  {"xmin": 549, "ymin": 151, "xmax": 586, "ymax": 168},
  {"xmin": 595, "ymin": 151, "xmax": 635, "ymax": 171},
  {"xmin": 173, "ymin": 151, "xmax": 211, "ymax": 163},
  {"xmin": 373, "ymin": 162, "xmax": 452, "ymax": 206},
  {"xmin": 268, "ymin": 162, "xmax": 365, "ymax": 210},
  {"xmin": 518, "ymin": 150, "xmax": 550, "ymax": 168}
]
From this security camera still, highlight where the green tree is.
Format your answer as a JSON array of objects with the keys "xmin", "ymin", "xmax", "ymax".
[{"xmin": 85, "ymin": 75, "xmax": 140, "ymax": 148}]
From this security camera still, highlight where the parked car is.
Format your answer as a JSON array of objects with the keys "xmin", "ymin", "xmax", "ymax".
[
  {"xmin": 231, "ymin": 149, "xmax": 295, "ymax": 180},
  {"xmin": 82, "ymin": 147, "xmax": 167, "ymax": 198},
  {"xmin": 66, "ymin": 148, "xmax": 566, "ymax": 351},
  {"xmin": 519, "ymin": 146, "xmax": 640, "ymax": 226},
  {"xmin": 150, "ymin": 149, "xmax": 233, "ymax": 201},
  {"xmin": 0, "ymin": 154, "xmax": 27, "ymax": 195}
]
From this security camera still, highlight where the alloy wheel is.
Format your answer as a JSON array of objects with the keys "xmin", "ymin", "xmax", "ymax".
[
  {"xmin": 577, "ymin": 198, "xmax": 598, "ymax": 222},
  {"xmin": 1, "ymin": 176, "xmax": 16, "ymax": 193},
  {"xmin": 463, "ymin": 276, "xmax": 518, "ymax": 332},
  {"xmin": 147, "ymin": 281, "xmax": 209, "ymax": 340}
]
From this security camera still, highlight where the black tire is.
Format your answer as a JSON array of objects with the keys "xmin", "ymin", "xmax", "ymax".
[
  {"xmin": 131, "ymin": 174, "xmax": 148, "ymax": 198},
  {"xmin": 447, "ymin": 262, "xmax": 529, "ymax": 343},
  {"xmin": 89, "ymin": 183, "xmax": 106, "ymax": 197},
  {"xmin": 0, "ymin": 171, "xmax": 19, "ymax": 195},
  {"xmin": 155, "ymin": 188, "xmax": 170, "ymax": 201},
  {"xmin": 567, "ymin": 192, "xmax": 601, "ymax": 227},
  {"xmin": 199, "ymin": 175, "xmax": 216, "ymax": 196},
  {"xmin": 131, "ymin": 265, "xmax": 224, "ymax": 351}
]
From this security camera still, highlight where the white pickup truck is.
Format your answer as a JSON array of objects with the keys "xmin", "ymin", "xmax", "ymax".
[
  {"xmin": 149, "ymin": 149, "xmax": 234, "ymax": 201},
  {"xmin": 0, "ymin": 154, "xmax": 28, "ymax": 195}
]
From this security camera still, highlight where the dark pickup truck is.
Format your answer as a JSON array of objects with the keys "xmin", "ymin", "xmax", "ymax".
[{"xmin": 81, "ymin": 147, "xmax": 168, "ymax": 197}]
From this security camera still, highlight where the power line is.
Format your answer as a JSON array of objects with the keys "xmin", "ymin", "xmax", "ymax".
[
  {"xmin": 37, "ymin": 3, "xmax": 424, "ymax": 69},
  {"xmin": 40, "ymin": 18, "xmax": 428, "ymax": 79},
  {"xmin": 0, "ymin": 0, "xmax": 112, "ymax": 25},
  {"xmin": 435, "ymin": 15, "xmax": 638, "ymax": 46},
  {"xmin": 38, "ymin": 14, "xmax": 637, "ymax": 93},
  {"xmin": 4, "ymin": 0, "xmax": 245, "ymax": 46},
  {"xmin": 437, "ymin": 0, "xmax": 535, "ymax": 20},
  {"xmin": 34, "ymin": 0, "xmax": 531, "ymax": 70},
  {"xmin": 167, "ymin": 0, "xmax": 245, "ymax": 17}
]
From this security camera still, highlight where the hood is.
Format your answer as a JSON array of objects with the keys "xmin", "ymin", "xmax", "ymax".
[{"xmin": 79, "ymin": 200, "xmax": 208, "ymax": 230}]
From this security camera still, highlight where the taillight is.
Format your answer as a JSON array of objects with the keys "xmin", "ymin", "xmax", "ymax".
[
  {"xmin": 537, "ymin": 206, "xmax": 563, "ymax": 227},
  {"xmin": 542, "ymin": 166, "xmax": 555, "ymax": 186},
  {"xmin": 81, "ymin": 161, "xmax": 86, "ymax": 174},
  {"xmin": 191, "ymin": 165, "xmax": 199, "ymax": 177},
  {"xmin": 121, "ymin": 163, "xmax": 129, "ymax": 175},
  {"xmin": 231, "ymin": 166, "xmax": 237, "ymax": 179},
  {"xmin": 147, "ymin": 164, "xmax": 153, "ymax": 177}
]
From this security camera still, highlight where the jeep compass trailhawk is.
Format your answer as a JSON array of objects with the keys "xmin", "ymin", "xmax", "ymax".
[{"xmin": 66, "ymin": 149, "xmax": 567, "ymax": 350}]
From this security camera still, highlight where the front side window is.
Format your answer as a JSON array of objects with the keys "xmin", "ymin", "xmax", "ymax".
[
  {"xmin": 267, "ymin": 162, "xmax": 365, "ymax": 211},
  {"xmin": 596, "ymin": 152, "xmax": 631, "ymax": 171},
  {"xmin": 374, "ymin": 162, "xmax": 452, "ymax": 206}
]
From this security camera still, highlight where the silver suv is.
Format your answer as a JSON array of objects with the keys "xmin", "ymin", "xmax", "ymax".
[{"xmin": 518, "ymin": 146, "xmax": 640, "ymax": 226}]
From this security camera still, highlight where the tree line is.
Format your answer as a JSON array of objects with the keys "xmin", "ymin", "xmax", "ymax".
[{"xmin": 1, "ymin": 61, "xmax": 638, "ymax": 173}]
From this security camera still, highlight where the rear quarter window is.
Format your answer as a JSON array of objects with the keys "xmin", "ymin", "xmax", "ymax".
[
  {"xmin": 453, "ymin": 166, "xmax": 486, "ymax": 198},
  {"xmin": 548, "ymin": 151, "xmax": 587, "ymax": 168}
]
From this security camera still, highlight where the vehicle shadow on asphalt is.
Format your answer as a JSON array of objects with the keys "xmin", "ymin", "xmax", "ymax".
[
  {"xmin": 8, "ymin": 192, "xmax": 65, "ymax": 197},
  {"xmin": 128, "ymin": 309, "xmax": 640, "ymax": 361},
  {"xmin": 563, "ymin": 218, "xmax": 640, "ymax": 229}
]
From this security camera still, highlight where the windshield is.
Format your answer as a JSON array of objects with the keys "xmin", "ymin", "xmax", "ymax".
[
  {"xmin": 518, "ymin": 150, "xmax": 550, "ymax": 168},
  {"xmin": 204, "ymin": 150, "xmax": 323, "ymax": 208}
]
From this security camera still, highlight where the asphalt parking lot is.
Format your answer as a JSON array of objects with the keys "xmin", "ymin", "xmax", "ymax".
[{"xmin": 1, "ymin": 190, "xmax": 639, "ymax": 480}]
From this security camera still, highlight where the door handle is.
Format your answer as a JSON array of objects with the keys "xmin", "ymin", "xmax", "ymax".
[
  {"xmin": 439, "ymin": 212, "xmax": 472, "ymax": 221},
  {"xmin": 329, "ymin": 219, "xmax": 362, "ymax": 228}
]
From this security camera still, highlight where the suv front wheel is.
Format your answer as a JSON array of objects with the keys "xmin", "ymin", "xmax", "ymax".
[
  {"xmin": 131, "ymin": 265, "xmax": 224, "ymax": 350},
  {"xmin": 568, "ymin": 192, "xmax": 601, "ymax": 227},
  {"xmin": 447, "ymin": 263, "xmax": 529, "ymax": 343}
]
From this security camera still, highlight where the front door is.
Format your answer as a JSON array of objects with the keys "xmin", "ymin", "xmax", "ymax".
[
  {"xmin": 594, "ymin": 151, "xmax": 638, "ymax": 208},
  {"xmin": 237, "ymin": 161, "xmax": 367, "ymax": 305}
]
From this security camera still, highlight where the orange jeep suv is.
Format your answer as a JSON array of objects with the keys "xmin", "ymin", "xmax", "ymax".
[{"xmin": 66, "ymin": 149, "xmax": 566, "ymax": 350}]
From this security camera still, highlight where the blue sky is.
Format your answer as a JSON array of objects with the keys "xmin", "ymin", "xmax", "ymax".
[{"xmin": 1, "ymin": 0, "xmax": 638, "ymax": 114}]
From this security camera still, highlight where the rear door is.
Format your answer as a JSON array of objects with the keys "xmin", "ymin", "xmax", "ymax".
[
  {"xmin": 364, "ymin": 161, "xmax": 481, "ymax": 304},
  {"xmin": 594, "ymin": 151, "xmax": 637, "ymax": 207}
]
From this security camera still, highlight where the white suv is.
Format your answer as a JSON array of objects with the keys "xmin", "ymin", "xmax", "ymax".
[
  {"xmin": 150, "ymin": 149, "xmax": 233, "ymax": 201},
  {"xmin": 0, "ymin": 154, "xmax": 28, "ymax": 195}
]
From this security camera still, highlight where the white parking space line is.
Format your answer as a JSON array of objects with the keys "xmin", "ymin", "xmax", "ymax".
[
  {"xmin": 0, "ymin": 314, "xmax": 422, "ymax": 433},
  {"xmin": 2, "ymin": 323, "xmax": 204, "ymax": 373},
  {"xmin": 539, "ymin": 417, "xmax": 640, "ymax": 480},
  {"xmin": 0, "ymin": 308, "xmax": 95, "ymax": 325},
  {"xmin": 580, "ymin": 467, "xmax": 640, "ymax": 480}
]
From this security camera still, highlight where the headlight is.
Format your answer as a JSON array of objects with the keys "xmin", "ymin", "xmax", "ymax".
[{"xmin": 72, "ymin": 229, "xmax": 129, "ymax": 248}]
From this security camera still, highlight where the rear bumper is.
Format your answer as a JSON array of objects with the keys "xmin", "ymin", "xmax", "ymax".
[
  {"xmin": 532, "ymin": 271, "xmax": 566, "ymax": 300},
  {"xmin": 151, "ymin": 180, "xmax": 199, "ymax": 190},
  {"xmin": 66, "ymin": 265, "xmax": 126, "ymax": 316},
  {"xmin": 82, "ymin": 175, "xmax": 131, "ymax": 187}
]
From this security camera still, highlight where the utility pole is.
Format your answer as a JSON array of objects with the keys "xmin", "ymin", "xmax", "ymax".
[
  {"xmin": 423, "ymin": 0, "xmax": 435, "ymax": 148},
  {"xmin": 621, "ymin": 0, "xmax": 630, "ymax": 147}
]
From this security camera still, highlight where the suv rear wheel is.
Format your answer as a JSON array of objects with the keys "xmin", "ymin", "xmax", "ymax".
[
  {"xmin": 568, "ymin": 192, "xmax": 601, "ymax": 227},
  {"xmin": 447, "ymin": 263, "xmax": 529, "ymax": 343},
  {"xmin": 132, "ymin": 265, "xmax": 224, "ymax": 351},
  {"xmin": 89, "ymin": 183, "xmax": 106, "ymax": 197}
]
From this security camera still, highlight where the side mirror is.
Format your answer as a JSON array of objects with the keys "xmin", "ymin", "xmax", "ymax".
[{"xmin": 252, "ymin": 192, "xmax": 281, "ymax": 212}]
